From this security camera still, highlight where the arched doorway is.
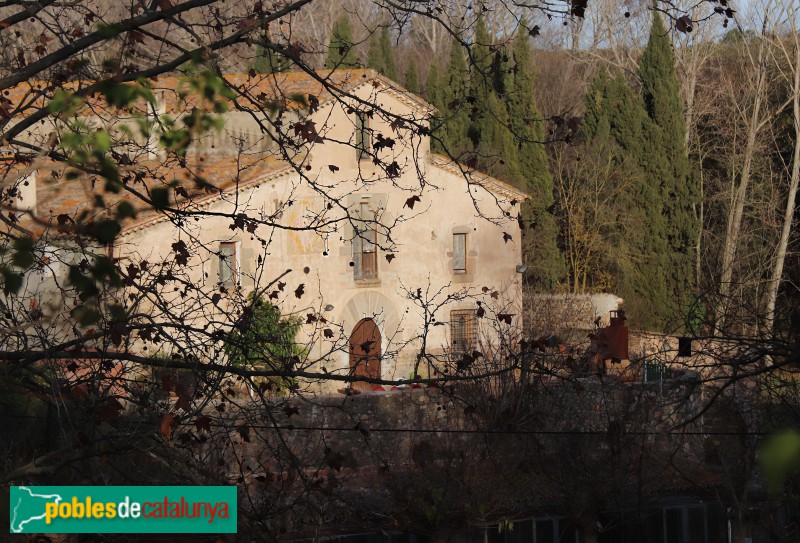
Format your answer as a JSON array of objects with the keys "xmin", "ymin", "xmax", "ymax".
[{"xmin": 349, "ymin": 318, "xmax": 381, "ymax": 392}]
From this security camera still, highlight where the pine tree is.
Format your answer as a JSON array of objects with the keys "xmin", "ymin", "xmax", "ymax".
[
  {"xmin": 638, "ymin": 12, "xmax": 697, "ymax": 321},
  {"xmin": 440, "ymin": 37, "xmax": 471, "ymax": 155},
  {"xmin": 507, "ymin": 25, "xmax": 565, "ymax": 290},
  {"xmin": 366, "ymin": 25, "xmax": 397, "ymax": 80},
  {"xmin": 404, "ymin": 59, "xmax": 419, "ymax": 94},
  {"xmin": 326, "ymin": 15, "xmax": 359, "ymax": 69}
]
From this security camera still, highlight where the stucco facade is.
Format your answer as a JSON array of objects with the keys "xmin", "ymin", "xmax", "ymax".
[{"xmin": 21, "ymin": 70, "xmax": 527, "ymax": 393}]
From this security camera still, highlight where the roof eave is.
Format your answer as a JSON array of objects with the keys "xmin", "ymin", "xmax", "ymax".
[{"xmin": 428, "ymin": 154, "xmax": 531, "ymax": 202}]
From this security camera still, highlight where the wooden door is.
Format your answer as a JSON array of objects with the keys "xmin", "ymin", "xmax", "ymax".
[{"xmin": 349, "ymin": 318, "xmax": 381, "ymax": 392}]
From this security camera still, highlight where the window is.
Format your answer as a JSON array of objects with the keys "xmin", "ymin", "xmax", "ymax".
[
  {"xmin": 219, "ymin": 242, "xmax": 238, "ymax": 284},
  {"xmin": 450, "ymin": 309, "xmax": 476, "ymax": 353},
  {"xmin": 355, "ymin": 112, "xmax": 370, "ymax": 160},
  {"xmin": 353, "ymin": 202, "xmax": 377, "ymax": 280},
  {"xmin": 453, "ymin": 233, "xmax": 467, "ymax": 273}
]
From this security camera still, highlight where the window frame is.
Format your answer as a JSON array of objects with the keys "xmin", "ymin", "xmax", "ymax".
[
  {"xmin": 453, "ymin": 233, "xmax": 467, "ymax": 274},
  {"xmin": 355, "ymin": 112, "xmax": 371, "ymax": 161},
  {"xmin": 353, "ymin": 202, "xmax": 378, "ymax": 280},
  {"xmin": 450, "ymin": 309, "xmax": 476, "ymax": 354},
  {"xmin": 218, "ymin": 241, "xmax": 239, "ymax": 285}
]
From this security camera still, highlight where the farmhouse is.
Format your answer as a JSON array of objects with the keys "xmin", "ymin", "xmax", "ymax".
[{"xmin": 9, "ymin": 69, "xmax": 526, "ymax": 393}]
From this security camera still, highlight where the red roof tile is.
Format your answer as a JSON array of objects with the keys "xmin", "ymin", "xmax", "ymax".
[
  {"xmin": 4, "ymin": 152, "xmax": 289, "ymax": 236},
  {"xmin": 4, "ymin": 69, "xmax": 430, "ymax": 119}
]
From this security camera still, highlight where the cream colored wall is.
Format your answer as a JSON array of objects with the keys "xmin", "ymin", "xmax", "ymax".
[{"xmin": 116, "ymin": 81, "xmax": 524, "ymax": 394}]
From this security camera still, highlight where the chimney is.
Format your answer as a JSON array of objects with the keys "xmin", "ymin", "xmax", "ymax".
[
  {"xmin": 15, "ymin": 171, "xmax": 36, "ymax": 216},
  {"xmin": 599, "ymin": 309, "xmax": 629, "ymax": 361}
]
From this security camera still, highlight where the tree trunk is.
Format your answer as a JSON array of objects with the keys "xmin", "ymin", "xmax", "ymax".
[
  {"xmin": 716, "ymin": 34, "xmax": 770, "ymax": 333},
  {"xmin": 695, "ymin": 177, "xmax": 703, "ymax": 289},
  {"xmin": 764, "ymin": 24, "xmax": 800, "ymax": 336}
]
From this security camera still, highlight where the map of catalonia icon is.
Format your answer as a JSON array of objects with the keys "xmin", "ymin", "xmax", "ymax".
[{"xmin": 10, "ymin": 487, "xmax": 63, "ymax": 533}]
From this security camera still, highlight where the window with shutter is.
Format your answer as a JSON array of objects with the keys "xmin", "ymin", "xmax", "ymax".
[
  {"xmin": 219, "ymin": 242, "xmax": 238, "ymax": 284},
  {"xmin": 453, "ymin": 233, "xmax": 466, "ymax": 273},
  {"xmin": 353, "ymin": 202, "xmax": 377, "ymax": 280},
  {"xmin": 355, "ymin": 113, "xmax": 370, "ymax": 160}
]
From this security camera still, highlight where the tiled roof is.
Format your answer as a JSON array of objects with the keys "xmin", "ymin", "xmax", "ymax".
[
  {"xmin": 116, "ymin": 153, "xmax": 294, "ymax": 236},
  {"xmin": 6, "ymin": 152, "xmax": 290, "ymax": 236},
  {"xmin": 2, "ymin": 70, "xmax": 528, "ymax": 239},
  {"xmin": 153, "ymin": 69, "xmax": 431, "ymax": 113},
  {"xmin": 3, "ymin": 69, "xmax": 433, "ymax": 236},
  {"xmin": 4, "ymin": 69, "xmax": 431, "ymax": 119}
]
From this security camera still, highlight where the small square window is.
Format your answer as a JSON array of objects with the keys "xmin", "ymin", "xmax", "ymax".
[
  {"xmin": 219, "ymin": 242, "xmax": 238, "ymax": 284},
  {"xmin": 453, "ymin": 233, "xmax": 467, "ymax": 273}
]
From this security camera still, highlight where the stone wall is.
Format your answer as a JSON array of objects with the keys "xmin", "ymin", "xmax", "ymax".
[{"xmin": 237, "ymin": 372, "xmax": 711, "ymax": 539}]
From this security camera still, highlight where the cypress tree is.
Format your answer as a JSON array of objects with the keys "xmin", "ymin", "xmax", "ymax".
[
  {"xmin": 367, "ymin": 34, "xmax": 382, "ymax": 72},
  {"xmin": 640, "ymin": 13, "xmax": 686, "ymax": 153},
  {"xmin": 580, "ymin": 13, "xmax": 697, "ymax": 330},
  {"xmin": 379, "ymin": 26, "xmax": 397, "ymax": 80},
  {"xmin": 476, "ymin": 92, "xmax": 521, "ymax": 184},
  {"xmin": 466, "ymin": 16, "xmax": 515, "ymax": 178},
  {"xmin": 467, "ymin": 15, "xmax": 492, "ymax": 148},
  {"xmin": 326, "ymin": 15, "xmax": 359, "ymax": 69},
  {"xmin": 507, "ymin": 25, "xmax": 565, "ymax": 290},
  {"xmin": 582, "ymin": 68, "xmax": 673, "ymax": 330},
  {"xmin": 582, "ymin": 68, "xmax": 612, "ymax": 138},
  {"xmin": 424, "ymin": 62, "xmax": 440, "ymax": 106},
  {"xmin": 440, "ymin": 37, "xmax": 471, "ymax": 155},
  {"xmin": 404, "ymin": 59, "xmax": 420, "ymax": 94},
  {"xmin": 584, "ymin": 71, "xmax": 651, "ymax": 160},
  {"xmin": 425, "ymin": 62, "xmax": 444, "ymax": 154},
  {"xmin": 638, "ymin": 12, "xmax": 697, "ymax": 321},
  {"xmin": 366, "ymin": 25, "xmax": 397, "ymax": 80}
]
